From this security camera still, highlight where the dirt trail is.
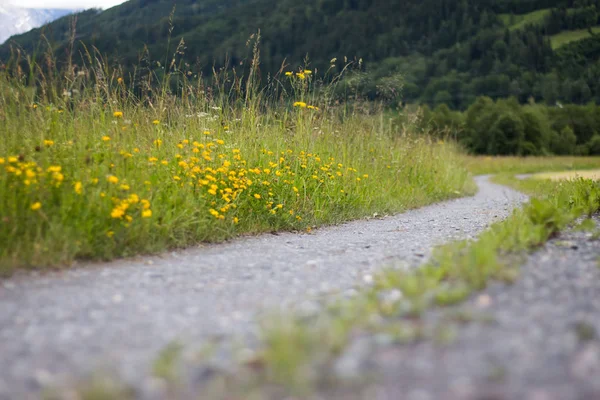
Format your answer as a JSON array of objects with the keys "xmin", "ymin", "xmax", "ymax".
[{"xmin": 0, "ymin": 176, "xmax": 527, "ymax": 399}]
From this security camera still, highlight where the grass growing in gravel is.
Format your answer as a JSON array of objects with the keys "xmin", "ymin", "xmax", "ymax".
[
  {"xmin": 0, "ymin": 51, "xmax": 472, "ymax": 275},
  {"xmin": 464, "ymin": 156, "xmax": 600, "ymax": 176},
  {"xmin": 212, "ymin": 175, "xmax": 600, "ymax": 397}
]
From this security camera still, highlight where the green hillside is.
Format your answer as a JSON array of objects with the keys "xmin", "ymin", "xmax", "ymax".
[{"xmin": 1, "ymin": 0, "xmax": 600, "ymax": 108}]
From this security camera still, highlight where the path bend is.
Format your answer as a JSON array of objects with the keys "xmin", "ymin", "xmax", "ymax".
[{"xmin": 0, "ymin": 176, "xmax": 527, "ymax": 398}]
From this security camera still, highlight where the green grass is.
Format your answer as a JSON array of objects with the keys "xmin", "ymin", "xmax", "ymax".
[
  {"xmin": 549, "ymin": 26, "xmax": 600, "ymax": 49},
  {"xmin": 500, "ymin": 9, "xmax": 551, "ymax": 31},
  {"xmin": 0, "ymin": 46, "xmax": 473, "ymax": 276},
  {"xmin": 464, "ymin": 156, "xmax": 600, "ymax": 176}
]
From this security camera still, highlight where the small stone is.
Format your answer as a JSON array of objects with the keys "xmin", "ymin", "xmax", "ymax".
[
  {"xmin": 112, "ymin": 294, "xmax": 124, "ymax": 304},
  {"xmin": 363, "ymin": 274, "xmax": 374, "ymax": 284},
  {"xmin": 33, "ymin": 369, "xmax": 53, "ymax": 387},
  {"xmin": 476, "ymin": 294, "xmax": 492, "ymax": 308}
]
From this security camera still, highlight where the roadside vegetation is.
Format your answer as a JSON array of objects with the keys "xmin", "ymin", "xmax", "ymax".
[{"xmin": 0, "ymin": 44, "xmax": 473, "ymax": 275}]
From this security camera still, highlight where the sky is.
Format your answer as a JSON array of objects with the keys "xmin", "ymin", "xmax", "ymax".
[{"xmin": 5, "ymin": 0, "xmax": 127, "ymax": 9}]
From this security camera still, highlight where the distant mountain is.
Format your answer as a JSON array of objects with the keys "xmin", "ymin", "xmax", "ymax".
[
  {"xmin": 1, "ymin": 0, "xmax": 600, "ymax": 108},
  {"xmin": 0, "ymin": 4, "xmax": 74, "ymax": 45}
]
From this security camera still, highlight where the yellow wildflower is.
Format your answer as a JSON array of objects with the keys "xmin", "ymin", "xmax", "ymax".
[
  {"xmin": 293, "ymin": 101, "xmax": 307, "ymax": 108},
  {"xmin": 74, "ymin": 181, "xmax": 83, "ymax": 195},
  {"xmin": 107, "ymin": 175, "xmax": 119, "ymax": 184},
  {"xmin": 153, "ymin": 139, "xmax": 162, "ymax": 147},
  {"xmin": 43, "ymin": 140, "xmax": 55, "ymax": 147},
  {"xmin": 152, "ymin": 120, "xmax": 160, "ymax": 125},
  {"xmin": 30, "ymin": 202, "xmax": 42, "ymax": 211},
  {"xmin": 285, "ymin": 71, "xmax": 293, "ymax": 77},
  {"xmin": 120, "ymin": 184, "xmax": 130, "ymax": 191},
  {"xmin": 111, "ymin": 208, "xmax": 125, "ymax": 219},
  {"xmin": 253, "ymin": 193, "xmax": 261, "ymax": 199},
  {"xmin": 102, "ymin": 136, "xmax": 111, "ymax": 142},
  {"xmin": 142, "ymin": 209, "xmax": 152, "ymax": 218},
  {"xmin": 113, "ymin": 111, "xmax": 123, "ymax": 118}
]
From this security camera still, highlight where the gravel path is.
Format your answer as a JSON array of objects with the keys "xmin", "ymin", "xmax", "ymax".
[
  {"xmin": 344, "ymin": 217, "xmax": 600, "ymax": 400},
  {"xmin": 0, "ymin": 176, "xmax": 526, "ymax": 399}
]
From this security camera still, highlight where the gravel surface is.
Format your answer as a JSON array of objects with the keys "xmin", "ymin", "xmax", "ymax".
[
  {"xmin": 342, "ymin": 217, "xmax": 600, "ymax": 400},
  {"xmin": 0, "ymin": 176, "xmax": 525, "ymax": 399}
]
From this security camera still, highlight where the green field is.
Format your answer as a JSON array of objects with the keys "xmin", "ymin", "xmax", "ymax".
[
  {"xmin": 550, "ymin": 26, "xmax": 600, "ymax": 49},
  {"xmin": 0, "ymin": 56, "xmax": 474, "ymax": 275},
  {"xmin": 500, "ymin": 9, "xmax": 551, "ymax": 31}
]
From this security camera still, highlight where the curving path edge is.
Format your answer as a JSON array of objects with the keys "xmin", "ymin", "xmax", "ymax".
[{"xmin": 0, "ymin": 176, "xmax": 527, "ymax": 399}]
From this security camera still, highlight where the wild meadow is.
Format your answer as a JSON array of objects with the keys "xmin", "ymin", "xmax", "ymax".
[{"xmin": 0, "ymin": 47, "xmax": 473, "ymax": 274}]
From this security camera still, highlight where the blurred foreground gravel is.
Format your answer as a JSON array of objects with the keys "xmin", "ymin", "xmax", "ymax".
[
  {"xmin": 0, "ymin": 176, "xmax": 525, "ymax": 399},
  {"xmin": 338, "ymin": 217, "xmax": 600, "ymax": 400}
]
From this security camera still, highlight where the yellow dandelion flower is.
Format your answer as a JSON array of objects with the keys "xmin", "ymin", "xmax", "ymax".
[
  {"xmin": 253, "ymin": 193, "xmax": 261, "ymax": 199},
  {"xmin": 293, "ymin": 101, "xmax": 307, "ymax": 108},
  {"xmin": 107, "ymin": 175, "xmax": 119, "ymax": 184},
  {"xmin": 304, "ymin": 70, "xmax": 312, "ymax": 75},
  {"xmin": 120, "ymin": 184, "xmax": 130, "ymax": 191},
  {"xmin": 102, "ymin": 136, "xmax": 111, "ymax": 142},
  {"xmin": 142, "ymin": 209, "xmax": 152, "ymax": 218},
  {"xmin": 153, "ymin": 139, "xmax": 162, "ymax": 147},
  {"xmin": 106, "ymin": 231, "xmax": 115, "ymax": 238},
  {"xmin": 43, "ymin": 140, "xmax": 55, "ymax": 147},
  {"xmin": 285, "ymin": 71, "xmax": 293, "ymax": 77},
  {"xmin": 117, "ymin": 77, "xmax": 123, "ymax": 84},
  {"xmin": 111, "ymin": 208, "xmax": 125, "ymax": 219},
  {"xmin": 152, "ymin": 120, "xmax": 160, "ymax": 125},
  {"xmin": 296, "ymin": 73, "xmax": 306, "ymax": 80},
  {"xmin": 233, "ymin": 217, "xmax": 239, "ymax": 224},
  {"xmin": 74, "ymin": 181, "xmax": 83, "ymax": 195},
  {"xmin": 113, "ymin": 111, "xmax": 123, "ymax": 118},
  {"xmin": 203, "ymin": 131, "xmax": 211, "ymax": 135},
  {"xmin": 31, "ymin": 202, "xmax": 42, "ymax": 211}
]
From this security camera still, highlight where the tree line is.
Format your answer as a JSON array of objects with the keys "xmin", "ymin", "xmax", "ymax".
[{"xmin": 418, "ymin": 98, "xmax": 600, "ymax": 155}]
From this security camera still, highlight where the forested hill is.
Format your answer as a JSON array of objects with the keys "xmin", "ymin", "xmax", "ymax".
[{"xmin": 1, "ymin": 0, "xmax": 600, "ymax": 108}]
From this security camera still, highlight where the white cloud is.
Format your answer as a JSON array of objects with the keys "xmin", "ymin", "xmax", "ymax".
[{"xmin": 5, "ymin": 0, "xmax": 127, "ymax": 10}]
